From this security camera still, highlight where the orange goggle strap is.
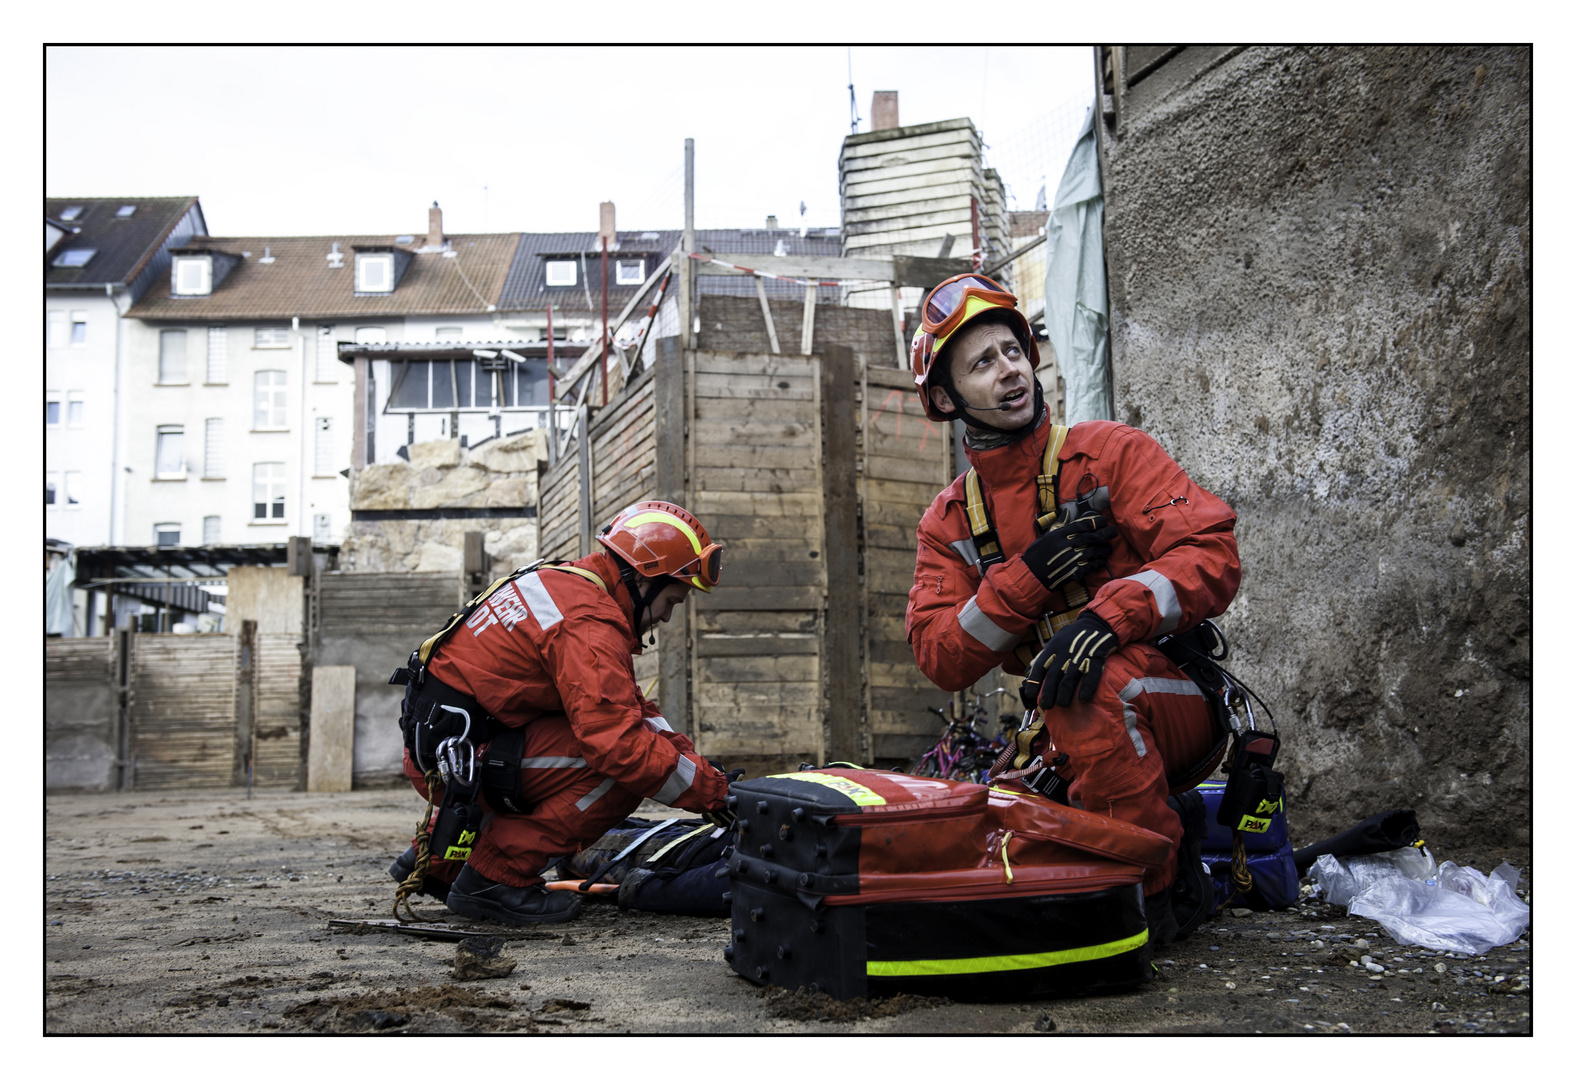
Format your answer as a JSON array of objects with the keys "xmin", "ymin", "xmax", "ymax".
[{"xmin": 921, "ymin": 274, "xmax": 1016, "ymax": 338}]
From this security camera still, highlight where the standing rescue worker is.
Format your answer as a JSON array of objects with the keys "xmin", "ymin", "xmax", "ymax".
[
  {"xmin": 392, "ymin": 501, "xmax": 731, "ymax": 925},
  {"xmin": 905, "ymin": 274, "xmax": 1241, "ymax": 944}
]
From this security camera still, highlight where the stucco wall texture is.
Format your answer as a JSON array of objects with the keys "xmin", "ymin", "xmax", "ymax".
[{"xmin": 1097, "ymin": 46, "xmax": 1529, "ymax": 849}]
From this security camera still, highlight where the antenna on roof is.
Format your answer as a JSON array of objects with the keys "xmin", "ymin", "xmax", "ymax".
[{"xmin": 847, "ymin": 47, "xmax": 860, "ymax": 135}]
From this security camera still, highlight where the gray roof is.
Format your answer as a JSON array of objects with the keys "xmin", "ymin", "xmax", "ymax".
[
  {"xmin": 45, "ymin": 197, "xmax": 204, "ymax": 289},
  {"xmin": 496, "ymin": 227, "xmax": 844, "ymax": 312}
]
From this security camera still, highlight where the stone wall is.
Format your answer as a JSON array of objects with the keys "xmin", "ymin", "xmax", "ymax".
[
  {"xmin": 1097, "ymin": 47, "xmax": 1530, "ymax": 851},
  {"xmin": 338, "ymin": 429, "xmax": 549, "ymax": 577}
]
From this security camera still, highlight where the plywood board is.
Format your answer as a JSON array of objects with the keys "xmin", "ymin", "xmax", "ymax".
[{"xmin": 307, "ymin": 665, "xmax": 355, "ymax": 793}]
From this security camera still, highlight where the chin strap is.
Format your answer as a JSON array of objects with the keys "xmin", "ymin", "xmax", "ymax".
[{"xmin": 614, "ymin": 556, "xmax": 667, "ymax": 647}]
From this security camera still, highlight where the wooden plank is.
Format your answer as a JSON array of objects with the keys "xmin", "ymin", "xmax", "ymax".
[
  {"xmin": 864, "ymin": 476, "xmax": 946, "ymax": 507},
  {"xmin": 693, "ymin": 444, "xmax": 817, "ymax": 471},
  {"xmin": 754, "ymin": 275, "xmax": 780, "ymax": 354},
  {"xmin": 820, "ymin": 342, "xmax": 861, "ymax": 764},
  {"xmin": 693, "ymin": 681, "xmax": 821, "ymax": 709},
  {"xmin": 842, "ymin": 180, "xmax": 979, "ymax": 212},
  {"xmin": 691, "ymin": 352, "xmax": 818, "ymax": 379},
  {"xmin": 693, "ymin": 396, "xmax": 817, "ymax": 425},
  {"xmin": 690, "ymin": 466, "xmax": 820, "ymax": 494},
  {"xmin": 844, "ymin": 204, "xmax": 978, "ymax": 238},
  {"xmin": 841, "ymin": 162, "xmax": 984, "ymax": 198},
  {"xmin": 844, "ymin": 220, "xmax": 990, "ymax": 251},
  {"xmin": 705, "ymin": 559, "xmax": 822, "ymax": 587},
  {"xmin": 689, "ymin": 491, "xmax": 822, "ymax": 517},
  {"xmin": 867, "ymin": 562, "xmax": 921, "ymax": 597},
  {"xmin": 865, "ymin": 451, "xmax": 950, "ymax": 485},
  {"xmin": 838, "ymin": 127, "xmax": 980, "ymax": 166},
  {"xmin": 693, "ymin": 254, "xmax": 894, "ymax": 283},
  {"xmin": 691, "ymin": 418, "xmax": 816, "ymax": 448},
  {"xmin": 692, "ymin": 586, "xmax": 822, "ymax": 612},
  {"xmin": 692, "ymin": 372, "xmax": 816, "ymax": 400},
  {"xmin": 699, "ymin": 514, "xmax": 820, "ymax": 544},
  {"xmin": 800, "ymin": 283, "xmax": 817, "ymax": 355},
  {"xmin": 697, "ymin": 634, "xmax": 819, "ymax": 657},
  {"xmin": 695, "ymin": 609, "xmax": 819, "ymax": 634}
]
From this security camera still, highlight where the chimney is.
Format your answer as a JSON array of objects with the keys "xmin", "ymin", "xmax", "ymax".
[
  {"xmin": 766, "ymin": 215, "xmax": 779, "ymax": 230},
  {"xmin": 598, "ymin": 201, "xmax": 616, "ymax": 247},
  {"xmin": 427, "ymin": 201, "xmax": 444, "ymax": 249},
  {"xmin": 871, "ymin": 91, "xmax": 899, "ymax": 131}
]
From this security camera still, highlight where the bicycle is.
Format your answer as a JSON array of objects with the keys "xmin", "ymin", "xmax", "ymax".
[{"xmin": 907, "ymin": 689, "xmax": 1014, "ymax": 782}]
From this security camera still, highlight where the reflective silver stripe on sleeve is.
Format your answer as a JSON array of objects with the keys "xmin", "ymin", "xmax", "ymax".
[
  {"xmin": 644, "ymin": 715, "xmax": 674, "ymax": 734},
  {"xmin": 516, "ymin": 573, "xmax": 564, "ymax": 631},
  {"xmin": 1117, "ymin": 677, "xmax": 1206, "ymax": 758},
  {"xmin": 575, "ymin": 776, "xmax": 617, "ymax": 812},
  {"xmin": 520, "ymin": 756, "xmax": 587, "ymax": 769},
  {"xmin": 948, "ymin": 538, "xmax": 981, "ymax": 568},
  {"xmin": 1122, "ymin": 569, "xmax": 1183, "ymax": 634},
  {"xmin": 958, "ymin": 597, "xmax": 1020, "ymax": 653},
  {"xmin": 651, "ymin": 754, "xmax": 698, "ymax": 805}
]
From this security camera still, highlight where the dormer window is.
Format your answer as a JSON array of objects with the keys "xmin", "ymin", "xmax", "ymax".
[
  {"xmin": 616, "ymin": 259, "xmax": 646, "ymax": 286},
  {"xmin": 60, "ymin": 206, "xmax": 83, "ymax": 222},
  {"xmin": 52, "ymin": 249, "xmax": 96, "ymax": 268},
  {"xmin": 357, "ymin": 252, "xmax": 395, "ymax": 293},
  {"xmin": 545, "ymin": 260, "xmax": 577, "ymax": 287},
  {"xmin": 116, "ymin": 205, "xmax": 137, "ymax": 218},
  {"xmin": 172, "ymin": 255, "xmax": 213, "ymax": 295}
]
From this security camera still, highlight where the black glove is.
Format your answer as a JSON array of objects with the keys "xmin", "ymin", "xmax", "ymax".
[
  {"xmin": 707, "ymin": 758, "xmax": 746, "ymax": 784},
  {"xmin": 1020, "ymin": 612, "xmax": 1121, "ymax": 710},
  {"xmin": 1019, "ymin": 510, "xmax": 1118, "ymax": 592}
]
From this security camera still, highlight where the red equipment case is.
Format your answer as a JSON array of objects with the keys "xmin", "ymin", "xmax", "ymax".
[{"xmin": 724, "ymin": 768, "xmax": 1172, "ymax": 1001}]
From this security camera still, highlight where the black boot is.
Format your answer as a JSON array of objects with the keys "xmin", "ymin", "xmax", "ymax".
[
  {"xmin": 388, "ymin": 845, "xmax": 450, "ymax": 903},
  {"xmin": 1143, "ymin": 888, "xmax": 1178, "ymax": 949},
  {"xmin": 445, "ymin": 864, "xmax": 583, "ymax": 925},
  {"xmin": 1166, "ymin": 789, "xmax": 1214, "ymax": 941}
]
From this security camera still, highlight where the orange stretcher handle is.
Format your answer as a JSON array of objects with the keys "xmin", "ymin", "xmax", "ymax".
[{"xmin": 544, "ymin": 880, "xmax": 619, "ymax": 895}]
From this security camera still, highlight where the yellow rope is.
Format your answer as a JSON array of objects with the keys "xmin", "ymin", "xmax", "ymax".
[
  {"xmin": 1001, "ymin": 831, "xmax": 1015, "ymax": 884},
  {"xmin": 393, "ymin": 771, "xmax": 446, "ymax": 923}
]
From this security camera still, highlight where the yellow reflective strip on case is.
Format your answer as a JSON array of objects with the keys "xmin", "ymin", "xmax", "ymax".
[
  {"xmin": 866, "ymin": 928, "xmax": 1150, "ymax": 978},
  {"xmin": 767, "ymin": 772, "xmax": 887, "ymax": 806},
  {"xmin": 645, "ymin": 822, "xmax": 715, "ymax": 864}
]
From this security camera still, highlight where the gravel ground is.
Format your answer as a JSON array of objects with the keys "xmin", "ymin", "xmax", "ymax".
[{"xmin": 44, "ymin": 788, "xmax": 1531, "ymax": 1035}]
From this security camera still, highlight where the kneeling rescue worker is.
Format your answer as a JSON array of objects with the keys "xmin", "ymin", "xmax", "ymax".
[
  {"xmin": 905, "ymin": 274, "xmax": 1242, "ymax": 946},
  {"xmin": 390, "ymin": 501, "xmax": 732, "ymax": 925}
]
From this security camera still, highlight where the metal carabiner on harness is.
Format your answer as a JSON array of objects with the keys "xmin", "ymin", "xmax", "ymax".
[{"xmin": 434, "ymin": 704, "xmax": 476, "ymax": 784}]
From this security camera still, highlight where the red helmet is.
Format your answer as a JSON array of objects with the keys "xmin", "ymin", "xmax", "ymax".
[
  {"xmin": 596, "ymin": 500, "xmax": 723, "ymax": 592},
  {"xmin": 910, "ymin": 273, "xmax": 1040, "ymax": 422}
]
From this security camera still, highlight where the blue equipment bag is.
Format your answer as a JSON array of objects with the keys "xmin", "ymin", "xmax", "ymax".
[{"xmin": 1194, "ymin": 780, "xmax": 1299, "ymax": 911}]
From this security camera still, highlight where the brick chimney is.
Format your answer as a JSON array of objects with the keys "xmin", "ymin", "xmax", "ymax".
[
  {"xmin": 871, "ymin": 91, "xmax": 899, "ymax": 131},
  {"xmin": 427, "ymin": 201, "xmax": 444, "ymax": 249}
]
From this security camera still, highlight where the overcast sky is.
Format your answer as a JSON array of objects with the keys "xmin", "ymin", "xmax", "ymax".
[{"xmin": 45, "ymin": 46, "xmax": 1095, "ymax": 239}]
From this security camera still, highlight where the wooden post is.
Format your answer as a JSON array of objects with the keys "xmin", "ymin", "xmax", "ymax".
[
  {"xmin": 890, "ymin": 284, "xmax": 907, "ymax": 368},
  {"xmin": 820, "ymin": 344, "xmax": 862, "ymax": 763},
  {"xmin": 576, "ymin": 402, "xmax": 593, "ymax": 557},
  {"xmin": 463, "ymin": 531, "xmax": 487, "ymax": 592},
  {"xmin": 232, "ymin": 619, "xmax": 257, "ymax": 787},
  {"xmin": 800, "ymin": 283, "xmax": 818, "ymax": 355},
  {"xmin": 116, "ymin": 627, "xmax": 132, "ymax": 790},
  {"xmin": 755, "ymin": 275, "xmax": 781, "ymax": 354},
  {"xmin": 652, "ymin": 334, "xmax": 690, "ymax": 735},
  {"xmin": 681, "ymin": 138, "xmax": 696, "ymax": 349}
]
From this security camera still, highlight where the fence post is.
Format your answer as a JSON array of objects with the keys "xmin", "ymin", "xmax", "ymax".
[
  {"xmin": 820, "ymin": 344, "xmax": 862, "ymax": 763},
  {"xmin": 233, "ymin": 620, "xmax": 257, "ymax": 787},
  {"xmin": 652, "ymin": 334, "xmax": 691, "ymax": 735}
]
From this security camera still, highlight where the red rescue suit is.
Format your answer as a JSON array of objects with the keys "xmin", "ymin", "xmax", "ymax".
[
  {"xmin": 907, "ymin": 413, "xmax": 1241, "ymax": 893},
  {"xmin": 402, "ymin": 549, "xmax": 729, "ymax": 889}
]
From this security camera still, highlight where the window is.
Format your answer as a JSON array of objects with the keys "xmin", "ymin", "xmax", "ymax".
[
  {"xmin": 253, "ymin": 370, "xmax": 287, "ymax": 429},
  {"xmin": 70, "ymin": 311, "xmax": 88, "ymax": 345},
  {"xmin": 204, "ymin": 418, "xmax": 225, "ymax": 478},
  {"xmin": 203, "ymin": 516, "xmax": 221, "ymax": 545},
  {"xmin": 356, "ymin": 253, "xmax": 395, "ymax": 293},
  {"xmin": 64, "ymin": 472, "xmax": 82, "ymax": 506},
  {"xmin": 545, "ymin": 260, "xmax": 577, "ymax": 286},
  {"xmin": 388, "ymin": 358, "xmax": 547, "ymax": 410},
  {"xmin": 46, "ymin": 394, "xmax": 61, "ymax": 426},
  {"xmin": 48, "ymin": 311, "xmax": 67, "ymax": 348},
  {"xmin": 116, "ymin": 205, "xmax": 136, "ymax": 218},
  {"xmin": 252, "ymin": 463, "xmax": 286, "ymax": 521},
  {"xmin": 206, "ymin": 326, "xmax": 228, "ymax": 382},
  {"xmin": 254, "ymin": 326, "xmax": 291, "ymax": 349},
  {"xmin": 155, "ymin": 523, "xmax": 181, "ymax": 546},
  {"xmin": 53, "ymin": 248, "xmax": 96, "ymax": 268},
  {"xmin": 67, "ymin": 392, "xmax": 84, "ymax": 427},
  {"xmin": 313, "ymin": 513, "xmax": 331, "ymax": 544},
  {"xmin": 155, "ymin": 425, "xmax": 185, "ymax": 478},
  {"xmin": 172, "ymin": 255, "xmax": 212, "ymax": 295},
  {"xmin": 435, "ymin": 326, "xmax": 463, "ymax": 341},
  {"xmin": 354, "ymin": 326, "xmax": 386, "ymax": 345},
  {"xmin": 46, "ymin": 473, "xmax": 57, "ymax": 506},
  {"xmin": 59, "ymin": 206, "xmax": 83, "ymax": 222},
  {"xmin": 315, "ymin": 326, "xmax": 338, "ymax": 382},
  {"xmin": 159, "ymin": 329, "xmax": 188, "ymax": 383},
  {"xmin": 616, "ymin": 259, "xmax": 646, "ymax": 286},
  {"xmin": 314, "ymin": 416, "xmax": 334, "ymax": 475}
]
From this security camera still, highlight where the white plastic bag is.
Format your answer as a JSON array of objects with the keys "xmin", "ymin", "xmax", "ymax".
[{"xmin": 1313, "ymin": 849, "xmax": 1529, "ymax": 955}]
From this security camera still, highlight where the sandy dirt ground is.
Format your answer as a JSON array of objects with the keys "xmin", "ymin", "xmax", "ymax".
[{"xmin": 44, "ymin": 788, "xmax": 1531, "ymax": 1036}]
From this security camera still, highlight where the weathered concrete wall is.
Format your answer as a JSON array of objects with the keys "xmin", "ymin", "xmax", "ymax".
[
  {"xmin": 338, "ymin": 431, "xmax": 548, "ymax": 576},
  {"xmin": 1098, "ymin": 46, "xmax": 1529, "ymax": 850}
]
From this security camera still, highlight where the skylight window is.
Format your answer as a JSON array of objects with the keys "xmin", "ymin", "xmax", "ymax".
[
  {"xmin": 172, "ymin": 255, "xmax": 213, "ymax": 295},
  {"xmin": 116, "ymin": 205, "xmax": 137, "ymax": 218},
  {"xmin": 616, "ymin": 259, "xmax": 646, "ymax": 286},
  {"xmin": 545, "ymin": 260, "xmax": 577, "ymax": 287},
  {"xmin": 52, "ymin": 249, "xmax": 96, "ymax": 268},
  {"xmin": 60, "ymin": 206, "xmax": 83, "ymax": 222},
  {"xmin": 357, "ymin": 252, "xmax": 395, "ymax": 293}
]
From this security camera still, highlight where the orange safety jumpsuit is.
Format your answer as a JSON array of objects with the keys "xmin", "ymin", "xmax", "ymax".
[
  {"xmin": 402, "ymin": 549, "xmax": 729, "ymax": 889},
  {"xmin": 907, "ymin": 413, "xmax": 1241, "ymax": 894}
]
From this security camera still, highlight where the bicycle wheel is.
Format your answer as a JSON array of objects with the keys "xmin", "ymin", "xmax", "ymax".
[{"xmin": 908, "ymin": 751, "xmax": 945, "ymax": 778}]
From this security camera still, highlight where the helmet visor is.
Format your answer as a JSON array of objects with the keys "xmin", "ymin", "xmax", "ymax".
[
  {"xmin": 921, "ymin": 274, "xmax": 1015, "ymax": 337},
  {"xmin": 678, "ymin": 543, "xmax": 724, "ymax": 591}
]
